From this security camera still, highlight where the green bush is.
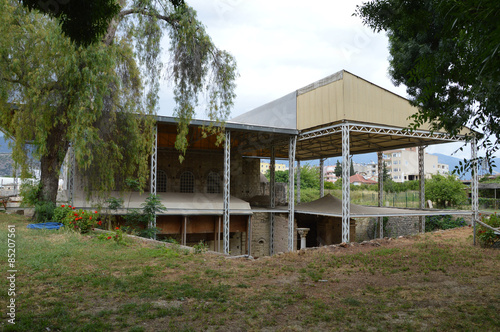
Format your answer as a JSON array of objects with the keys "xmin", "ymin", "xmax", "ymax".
[
  {"xmin": 425, "ymin": 215, "xmax": 466, "ymax": 232},
  {"xmin": 53, "ymin": 204, "xmax": 73, "ymax": 223},
  {"xmin": 124, "ymin": 194, "xmax": 166, "ymax": 238},
  {"xmin": 34, "ymin": 200, "xmax": 56, "ymax": 223}
]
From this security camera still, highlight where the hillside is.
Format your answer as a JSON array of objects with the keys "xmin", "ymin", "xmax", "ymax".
[{"xmin": 0, "ymin": 153, "xmax": 16, "ymax": 177}]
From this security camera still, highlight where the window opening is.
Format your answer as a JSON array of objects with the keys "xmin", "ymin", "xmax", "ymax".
[
  {"xmin": 207, "ymin": 172, "xmax": 221, "ymax": 194},
  {"xmin": 157, "ymin": 170, "xmax": 167, "ymax": 192},
  {"xmin": 180, "ymin": 171, "xmax": 195, "ymax": 193}
]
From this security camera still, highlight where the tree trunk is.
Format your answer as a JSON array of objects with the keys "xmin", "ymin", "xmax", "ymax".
[{"xmin": 38, "ymin": 124, "xmax": 69, "ymax": 205}]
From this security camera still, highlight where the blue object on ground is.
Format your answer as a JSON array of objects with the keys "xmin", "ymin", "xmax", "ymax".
[{"xmin": 27, "ymin": 222, "xmax": 64, "ymax": 230}]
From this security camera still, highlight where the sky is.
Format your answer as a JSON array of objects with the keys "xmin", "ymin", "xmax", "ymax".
[{"xmin": 156, "ymin": 0, "xmax": 480, "ymax": 159}]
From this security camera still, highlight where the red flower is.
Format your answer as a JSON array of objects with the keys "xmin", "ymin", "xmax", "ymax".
[
  {"xmin": 89, "ymin": 216, "xmax": 92, "ymax": 220},
  {"xmin": 82, "ymin": 211, "xmax": 85, "ymax": 214},
  {"xmin": 98, "ymin": 220, "xmax": 102, "ymax": 225},
  {"xmin": 115, "ymin": 227, "xmax": 120, "ymax": 230},
  {"xmin": 61, "ymin": 205, "xmax": 65, "ymax": 208},
  {"xmin": 95, "ymin": 211, "xmax": 98, "ymax": 214},
  {"xmin": 74, "ymin": 213, "xmax": 78, "ymax": 216},
  {"xmin": 72, "ymin": 207, "xmax": 76, "ymax": 210},
  {"xmin": 69, "ymin": 205, "xmax": 72, "ymax": 208},
  {"xmin": 107, "ymin": 236, "xmax": 112, "ymax": 239}
]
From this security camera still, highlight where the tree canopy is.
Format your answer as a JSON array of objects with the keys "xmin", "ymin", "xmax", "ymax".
[
  {"xmin": 355, "ymin": 0, "xmax": 500, "ymax": 167},
  {"xmin": 0, "ymin": 0, "xmax": 237, "ymax": 207},
  {"xmin": 334, "ymin": 160, "xmax": 342, "ymax": 178},
  {"xmin": 425, "ymin": 174, "xmax": 468, "ymax": 208}
]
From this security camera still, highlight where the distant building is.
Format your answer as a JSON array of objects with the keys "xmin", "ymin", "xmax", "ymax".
[
  {"xmin": 383, "ymin": 148, "xmax": 449, "ymax": 182},
  {"xmin": 323, "ymin": 148, "xmax": 449, "ymax": 183},
  {"xmin": 350, "ymin": 174, "xmax": 377, "ymax": 185},
  {"xmin": 354, "ymin": 162, "xmax": 378, "ymax": 178},
  {"xmin": 323, "ymin": 165, "xmax": 338, "ymax": 183},
  {"xmin": 260, "ymin": 161, "xmax": 288, "ymax": 174}
]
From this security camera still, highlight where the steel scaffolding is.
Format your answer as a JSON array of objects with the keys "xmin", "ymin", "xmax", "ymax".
[
  {"xmin": 299, "ymin": 122, "xmax": 462, "ymax": 142},
  {"xmin": 419, "ymin": 146, "xmax": 425, "ymax": 232},
  {"xmin": 471, "ymin": 138, "xmax": 479, "ymax": 245},
  {"xmin": 319, "ymin": 158, "xmax": 325, "ymax": 198},
  {"xmin": 223, "ymin": 130, "xmax": 231, "ymax": 254},
  {"xmin": 269, "ymin": 145, "xmax": 276, "ymax": 255},
  {"xmin": 378, "ymin": 151, "xmax": 383, "ymax": 238},
  {"xmin": 288, "ymin": 135, "xmax": 297, "ymax": 251},
  {"xmin": 296, "ymin": 160, "xmax": 301, "ymax": 204},
  {"xmin": 341, "ymin": 124, "xmax": 350, "ymax": 243},
  {"xmin": 149, "ymin": 124, "xmax": 158, "ymax": 237},
  {"xmin": 68, "ymin": 145, "xmax": 75, "ymax": 207}
]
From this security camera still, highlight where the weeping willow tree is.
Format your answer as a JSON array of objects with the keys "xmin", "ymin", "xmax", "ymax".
[{"xmin": 0, "ymin": 0, "xmax": 237, "ymax": 206}]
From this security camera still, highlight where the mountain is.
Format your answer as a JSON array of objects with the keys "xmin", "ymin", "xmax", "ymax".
[
  {"xmin": 0, "ymin": 135, "xmax": 11, "ymax": 153},
  {"xmin": 432, "ymin": 154, "xmax": 500, "ymax": 180}
]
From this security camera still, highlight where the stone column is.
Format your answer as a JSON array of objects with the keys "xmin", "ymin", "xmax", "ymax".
[{"xmin": 297, "ymin": 228, "xmax": 310, "ymax": 250}]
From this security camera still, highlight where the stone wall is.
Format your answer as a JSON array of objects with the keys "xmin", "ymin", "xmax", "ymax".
[
  {"xmin": 250, "ymin": 212, "xmax": 291, "ymax": 257},
  {"xmin": 356, "ymin": 213, "xmax": 474, "ymax": 242}
]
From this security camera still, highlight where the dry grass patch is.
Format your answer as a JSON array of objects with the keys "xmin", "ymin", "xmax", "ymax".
[{"xmin": 0, "ymin": 216, "xmax": 498, "ymax": 331}]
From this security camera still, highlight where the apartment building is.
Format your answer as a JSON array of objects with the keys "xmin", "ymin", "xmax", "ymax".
[
  {"xmin": 383, "ymin": 148, "xmax": 449, "ymax": 182},
  {"xmin": 260, "ymin": 161, "xmax": 288, "ymax": 174}
]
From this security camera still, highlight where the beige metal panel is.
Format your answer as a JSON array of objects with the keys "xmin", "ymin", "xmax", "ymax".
[
  {"xmin": 342, "ymin": 71, "xmax": 424, "ymax": 129},
  {"xmin": 297, "ymin": 77, "xmax": 344, "ymax": 130}
]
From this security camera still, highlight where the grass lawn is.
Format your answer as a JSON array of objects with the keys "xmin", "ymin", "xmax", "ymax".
[{"xmin": 1, "ymin": 213, "xmax": 499, "ymax": 331}]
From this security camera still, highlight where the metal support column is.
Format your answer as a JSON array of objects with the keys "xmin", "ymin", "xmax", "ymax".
[
  {"xmin": 247, "ymin": 215, "xmax": 252, "ymax": 256},
  {"xmin": 269, "ymin": 145, "xmax": 276, "ymax": 255},
  {"xmin": 378, "ymin": 151, "xmax": 384, "ymax": 238},
  {"xmin": 223, "ymin": 130, "xmax": 231, "ymax": 254},
  {"xmin": 149, "ymin": 124, "xmax": 158, "ymax": 238},
  {"xmin": 341, "ymin": 124, "xmax": 350, "ymax": 243},
  {"xmin": 296, "ymin": 160, "xmax": 301, "ymax": 204},
  {"xmin": 68, "ymin": 145, "xmax": 76, "ymax": 207},
  {"xmin": 319, "ymin": 158, "xmax": 325, "ymax": 198},
  {"xmin": 419, "ymin": 146, "xmax": 425, "ymax": 233},
  {"xmin": 288, "ymin": 136, "xmax": 297, "ymax": 251},
  {"xmin": 471, "ymin": 138, "xmax": 479, "ymax": 245}
]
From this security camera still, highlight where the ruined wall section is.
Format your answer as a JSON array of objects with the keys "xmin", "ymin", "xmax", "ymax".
[
  {"xmin": 251, "ymin": 212, "xmax": 293, "ymax": 257},
  {"xmin": 356, "ymin": 214, "xmax": 473, "ymax": 242},
  {"xmin": 155, "ymin": 149, "xmax": 261, "ymax": 200}
]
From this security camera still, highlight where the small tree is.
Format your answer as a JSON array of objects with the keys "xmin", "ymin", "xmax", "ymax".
[
  {"xmin": 425, "ymin": 174, "xmax": 468, "ymax": 208},
  {"xmin": 334, "ymin": 160, "xmax": 342, "ymax": 178}
]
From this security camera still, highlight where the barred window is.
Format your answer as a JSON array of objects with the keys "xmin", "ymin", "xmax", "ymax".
[
  {"xmin": 206, "ymin": 172, "xmax": 221, "ymax": 194},
  {"xmin": 157, "ymin": 170, "xmax": 167, "ymax": 192},
  {"xmin": 180, "ymin": 171, "xmax": 195, "ymax": 193}
]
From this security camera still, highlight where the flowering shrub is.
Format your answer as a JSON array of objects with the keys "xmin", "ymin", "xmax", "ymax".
[
  {"xmin": 60, "ymin": 206, "xmax": 100, "ymax": 233},
  {"xmin": 97, "ymin": 226, "xmax": 126, "ymax": 245},
  {"xmin": 53, "ymin": 204, "xmax": 74, "ymax": 223},
  {"xmin": 477, "ymin": 213, "xmax": 500, "ymax": 247}
]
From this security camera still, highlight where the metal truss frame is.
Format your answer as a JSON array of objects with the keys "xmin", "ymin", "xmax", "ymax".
[
  {"xmin": 378, "ymin": 151, "xmax": 383, "ymax": 238},
  {"xmin": 341, "ymin": 124, "xmax": 350, "ymax": 243},
  {"xmin": 223, "ymin": 130, "xmax": 231, "ymax": 254},
  {"xmin": 149, "ymin": 124, "xmax": 158, "ymax": 238},
  {"xmin": 288, "ymin": 135, "xmax": 297, "ymax": 251},
  {"xmin": 319, "ymin": 158, "xmax": 325, "ymax": 198},
  {"xmin": 68, "ymin": 145, "xmax": 76, "ymax": 207},
  {"xmin": 296, "ymin": 160, "xmax": 301, "ymax": 204},
  {"xmin": 418, "ymin": 146, "xmax": 426, "ymax": 233},
  {"xmin": 269, "ymin": 145, "xmax": 276, "ymax": 255},
  {"xmin": 299, "ymin": 122, "xmax": 464, "ymax": 142},
  {"xmin": 471, "ymin": 137, "xmax": 479, "ymax": 245}
]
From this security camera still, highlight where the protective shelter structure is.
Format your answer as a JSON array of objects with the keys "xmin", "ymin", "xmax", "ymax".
[{"xmin": 65, "ymin": 70, "xmax": 480, "ymax": 255}]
